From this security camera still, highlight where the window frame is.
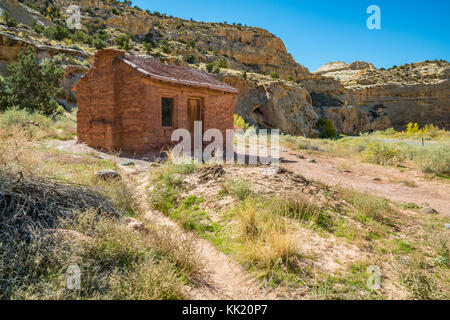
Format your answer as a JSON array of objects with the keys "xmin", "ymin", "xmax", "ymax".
[{"xmin": 161, "ymin": 97, "xmax": 174, "ymax": 128}]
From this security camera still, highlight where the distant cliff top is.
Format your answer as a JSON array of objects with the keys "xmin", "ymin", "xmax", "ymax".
[{"xmin": 316, "ymin": 60, "xmax": 449, "ymax": 87}]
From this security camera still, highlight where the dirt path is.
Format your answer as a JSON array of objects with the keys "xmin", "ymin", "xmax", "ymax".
[
  {"xmin": 279, "ymin": 149, "xmax": 450, "ymax": 216},
  {"xmin": 121, "ymin": 164, "xmax": 275, "ymax": 300},
  {"xmin": 48, "ymin": 140, "xmax": 275, "ymax": 300}
]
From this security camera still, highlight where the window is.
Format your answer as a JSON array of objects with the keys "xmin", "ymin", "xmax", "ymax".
[{"xmin": 161, "ymin": 97, "xmax": 173, "ymax": 127}]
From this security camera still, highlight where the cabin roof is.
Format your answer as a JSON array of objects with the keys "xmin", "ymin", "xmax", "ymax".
[{"xmin": 119, "ymin": 54, "xmax": 239, "ymax": 94}]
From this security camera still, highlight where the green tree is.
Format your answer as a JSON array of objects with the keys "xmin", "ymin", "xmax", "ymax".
[
  {"xmin": 93, "ymin": 37, "xmax": 107, "ymax": 49},
  {"xmin": 317, "ymin": 118, "xmax": 337, "ymax": 139},
  {"xmin": 116, "ymin": 34, "xmax": 132, "ymax": 50},
  {"xmin": 0, "ymin": 47, "xmax": 64, "ymax": 115}
]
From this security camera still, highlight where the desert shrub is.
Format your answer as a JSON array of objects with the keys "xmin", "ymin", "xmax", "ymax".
[
  {"xmin": 143, "ymin": 41, "xmax": 153, "ymax": 54},
  {"xmin": 44, "ymin": 25, "xmax": 70, "ymax": 41},
  {"xmin": 224, "ymin": 179, "xmax": 252, "ymax": 200},
  {"xmin": 361, "ymin": 139, "xmax": 409, "ymax": 166},
  {"xmin": 231, "ymin": 198, "xmax": 300, "ymax": 284},
  {"xmin": 400, "ymin": 268, "xmax": 443, "ymax": 300},
  {"xmin": 70, "ymin": 30, "xmax": 93, "ymax": 45},
  {"xmin": 206, "ymin": 62, "xmax": 214, "ymax": 73},
  {"xmin": 234, "ymin": 114, "xmax": 250, "ymax": 131},
  {"xmin": 186, "ymin": 54, "xmax": 195, "ymax": 64},
  {"xmin": 159, "ymin": 41, "xmax": 171, "ymax": 54},
  {"xmin": 92, "ymin": 37, "xmax": 107, "ymax": 49},
  {"xmin": 214, "ymin": 59, "xmax": 227, "ymax": 69},
  {"xmin": 2, "ymin": 210, "xmax": 186, "ymax": 300},
  {"xmin": 0, "ymin": 47, "xmax": 64, "ymax": 115},
  {"xmin": 280, "ymin": 134, "xmax": 321, "ymax": 151},
  {"xmin": 317, "ymin": 118, "xmax": 337, "ymax": 139},
  {"xmin": 206, "ymin": 59, "xmax": 227, "ymax": 73},
  {"xmin": 341, "ymin": 189, "xmax": 398, "ymax": 227},
  {"xmin": 270, "ymin": 72, "xmax": 279, "ymax": 80},
  {"xmin": 1, "ymin": 10, "xmax": 18, "ymax": 28},
  {"xmin": 432, "ymin": 233, "xmax": 450, "ymax": 268},
  {"xmin": 272, "ymin": 196, "xmax": 335, "ymax": 231},
  {"xmin": 31, "ymin": 22, "xmax": 45, "ymax": 34},
  {"xmin": 170, "ymin": 196, "xmax": 215, "ymax": 233},
  {"xmin": 0, "ymin": 108, "xmax": 77, "ymax": 141},
  {"xmin": 0, "ymin": 107, "xmax": 51, "ymax": 129},
  {"xmin": 415, "ymin": 145, "xmax": 450, "ymax": 177},
  {"xmin": 145, "ymin": 226, "xmax": 202, "ymax": 277},
  {"xmin": 149, "ymin": 162, "xmax": 196, "ymax": 214},
  {"xmin": 115, "ymin": 34, "xmax": 132, "ymax": 50}
]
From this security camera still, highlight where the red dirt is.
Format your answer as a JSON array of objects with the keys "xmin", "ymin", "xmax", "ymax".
[{"xmin": 279, "ymin": 150, "xmax": 450, "ymax": 216}]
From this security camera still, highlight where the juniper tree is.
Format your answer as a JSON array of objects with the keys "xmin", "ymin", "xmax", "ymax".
[{"xmin": 0, "ymin": 47, "xmax": 64, "ymax": 115}]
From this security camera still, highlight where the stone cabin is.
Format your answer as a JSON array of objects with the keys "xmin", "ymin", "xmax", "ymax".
[{"xmin": 73, "ymin": 49, "xmax": 238, "ymax": 154}]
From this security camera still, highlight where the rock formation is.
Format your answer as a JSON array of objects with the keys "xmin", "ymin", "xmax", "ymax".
[
  {"xmin": 219, "ymin": 72, "xmax": 319, "ymax": 136},
  {"xmin": 0, "ymin": 0, "xmax": 448, "ymax": 135},
  {"xmin": 314, "ymin": 60, "xmax": 450, "ymax": 132}
]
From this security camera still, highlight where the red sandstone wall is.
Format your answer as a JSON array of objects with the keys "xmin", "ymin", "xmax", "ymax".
[{"xmin": 76, "ymin": 49, "xmax": 125, "ymax": 150}]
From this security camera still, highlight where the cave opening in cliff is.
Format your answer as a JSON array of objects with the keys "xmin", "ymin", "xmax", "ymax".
[{"xmin": 250, "ymin": 105, "xmax": 266, "ymax": 126}]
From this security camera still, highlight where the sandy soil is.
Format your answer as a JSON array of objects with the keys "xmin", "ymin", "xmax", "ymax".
[{"xmin": 277, "ymin": 150, "xmax": 450, "ymax": 216}]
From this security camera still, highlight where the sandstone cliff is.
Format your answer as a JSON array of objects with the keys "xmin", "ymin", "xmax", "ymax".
[
  {"xmin": 315, "ymin": 60, "xmax": 450, "ymax": 133},
  {"xmin": 218, "ymin": 71, "xmax": 319, "ymax": 136},
  {"xmin": 0, "ymin": 0, "xmax": 448, "ymax": 136}
]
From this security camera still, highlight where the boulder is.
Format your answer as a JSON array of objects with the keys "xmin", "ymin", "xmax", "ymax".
[
  {"xmin": 421, "ymin": 207, "xmax": 439, "ymax": 215},
  {"xmin": 95, "ymin": 169, "xmax": 121, "ymax": 181}
]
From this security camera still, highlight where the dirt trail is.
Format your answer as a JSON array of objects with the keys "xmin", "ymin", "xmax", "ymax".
[
  {"xmin": 279, "ymin": 149, "xmax": 450, "ymax": 216},
  {"xmin": 122, "ymin": 165, "xmax": 275, "ymax": 300},
  {"xmin": 48, "ymin": 140, "xmax": 275, "ymax": 299}
]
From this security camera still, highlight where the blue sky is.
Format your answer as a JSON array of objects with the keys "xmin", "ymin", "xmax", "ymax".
[{"xmin": 133, "ymin": 0, "xmax": 450, "ymax": 71}]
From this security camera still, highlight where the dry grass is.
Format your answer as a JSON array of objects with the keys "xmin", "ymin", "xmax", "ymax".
[
  {"xmin": 340, "ymin": 188, "xmax": 399, "ymax": 228},
  {"xmin": 228, "ymin": 198, "xmax": 302, "ymax": 285},
  {"xmin": 4, "ymin": 210, "xmax": 187, "ymax": 300},
  {"xmin": 0, "ymin": 125, "xmax": 198, "ymax": 300},
  {"xmin": 0, "ymin": 108, "xmax": 77, "ymax": 142}
]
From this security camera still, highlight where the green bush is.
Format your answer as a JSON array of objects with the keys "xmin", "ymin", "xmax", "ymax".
[
  {"xmin": 362, "ymin": 140, "xmax": 409, "ymax": 166},
  {"xmin": 92, "ymin": 37, "xmax": 107, "ymax": 49},
  {"xmin": 115, "ymin": 34, "xmax": 132, "ymax": 51},
  {"xmin": 70, "ymin": 30, "xmax": 93, "ymax": 45},
  {"xmin": 0, "ymin": 107, "xmax": 51, "ymax": 129},
  {"xmin": 0, "ymin": 47, "xmax": 64, "ymax": 115},
  {"xmin": 44, "ymin": 25, "xmax": 70, "ymax": 41},
  {"xmin": 317, "ymin": 118, "xmax": 337, "ymax": 139},
  {"xmin": 186, "ymin": 54, "xmax": 195, "ymax": 64},
  {"xmin": 415, "ymin": 146, "xmax": 450, "ymax": 177},
  {"xmin": 2, "ymin": 10, "xmax": 18, "ymax": 28},
  {"xmin": 160, "ymin": 43, "xmax": 171, "ymax": 54},
  {"xmin": 143, "ymin": 41, "xmax": 153, "ymax": 54},
  {"xmin": 270, "ymin": 72, "xmax": 279, "ymax": 80},
  {"xmin": 206, "ymin": 59, "xmax": 227, "ymax": 74},
  {"xmin": 31, "ymin": 22, "xmax": 45, "ymax": 34}
]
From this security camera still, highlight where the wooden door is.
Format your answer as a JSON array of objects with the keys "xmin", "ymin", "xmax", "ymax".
[{"xmin": 188, "ymin": 98, "xmax": 202, "ymax": 134}]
